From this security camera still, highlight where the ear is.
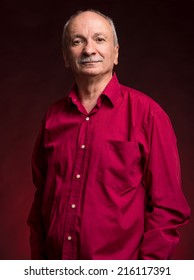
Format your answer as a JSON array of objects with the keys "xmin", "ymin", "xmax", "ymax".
[
  {"xmin": 114, "ymin": 44, "xmax": 119, "ymax": 65},
  {"xmin": 62, "ymin": 50, "xmax": 70, "ymax": 68}
]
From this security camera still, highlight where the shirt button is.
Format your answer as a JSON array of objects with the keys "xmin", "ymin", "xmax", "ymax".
[
  {"xmin": 67, "ymin": 235, "xmax": 72, "ymax": 241},
  {"xmin": 81, "ymin": 144, "xmax": 86, "ymax": 149},
  {"xmin": 85, "ymin": 117, "xmax": 90, "ymax": 121},
  {"xmin": 76, "ymin": 174, "xmax": 81, "ymax": 179},
  {"xmin": 71, "ymin": 204, "xmax": 76, "ymax": 209}
]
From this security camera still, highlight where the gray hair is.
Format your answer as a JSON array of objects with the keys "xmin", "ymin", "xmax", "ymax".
[{"xmin": 62, "ymin": 9, "xmax": 119, "ymax": 51}]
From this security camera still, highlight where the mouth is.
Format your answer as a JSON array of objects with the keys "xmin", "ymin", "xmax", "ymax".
[
  {"xmin": 79, "ymin": 61, "xmax": 102, "ymax": 64},
  {"xmin": 78, "ymin": 61, "xmax": 103, "ymax": 68},
  {"xmin": 78, "ymin": 57, "xmax": 103, "ymax": 65}
]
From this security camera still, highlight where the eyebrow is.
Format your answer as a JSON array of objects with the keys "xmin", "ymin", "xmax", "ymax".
[
  {"xmin": 93, "ymin": 33, "xmax": 107, "ymax": 37},
  {"xmin": 71, "ymin": 34, "xmax": 83, "ymax": 39},
  {"xmin": 71, "ymin": 32, "xmax": 108, "ymax": 39}
]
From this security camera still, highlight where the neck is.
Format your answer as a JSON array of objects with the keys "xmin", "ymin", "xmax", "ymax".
[{"xmin": 75, "ymin": 74, "xmax": 113, "ymax": 113}]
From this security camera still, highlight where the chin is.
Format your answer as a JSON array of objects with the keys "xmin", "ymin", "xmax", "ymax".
[{"xmin": 80, "ymin": 69, "xmax": 101, "ymax": 76}]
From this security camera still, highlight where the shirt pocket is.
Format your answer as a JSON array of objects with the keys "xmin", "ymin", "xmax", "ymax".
[{"xmin": 97, "ymin": 139, "xmax": 142, "ymax": 195}]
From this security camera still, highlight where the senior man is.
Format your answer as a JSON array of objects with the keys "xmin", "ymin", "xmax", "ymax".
[{"xmin": 28, "ymin": 9, "xmax": 190, "ymax": 260}]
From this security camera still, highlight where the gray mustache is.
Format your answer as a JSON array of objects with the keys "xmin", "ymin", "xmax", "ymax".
[{"xmin": 78, "ymin": 56, "xmax": 103, "ymax": 63}]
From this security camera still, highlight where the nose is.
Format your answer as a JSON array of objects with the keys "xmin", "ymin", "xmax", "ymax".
[{"xmin": 82, "ymin": 39, "xmax": 96, "ymax": 56}]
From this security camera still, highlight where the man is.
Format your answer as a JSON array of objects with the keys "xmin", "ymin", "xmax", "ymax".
[{"xmin": 28, "ymin": 9, "xmax": 190, "ymax": 260}]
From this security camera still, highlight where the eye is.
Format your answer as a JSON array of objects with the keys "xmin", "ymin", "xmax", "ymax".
[
  {"xmin": 96, "ymin": 37, "xmax": 106, "ymax": 43},
  {"xmin": 72, "ymin": 38, "xmax": 83, "ymax": 46}
]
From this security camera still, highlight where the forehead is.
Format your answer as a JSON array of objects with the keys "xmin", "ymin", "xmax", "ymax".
[{"xmin": 67, "ymin": 11, "xmax": 113, "ymax": 36}]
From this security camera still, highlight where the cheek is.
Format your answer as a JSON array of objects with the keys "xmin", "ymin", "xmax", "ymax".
[
  {"xmin": 105, "ymin": 47, "xmax": 118, "ymax": 61},
  {"xmin": 68, "ymin": 54, "xmax": 79, "ymax": 67},
  {"xmin": 68, "ymin": 48, "xmax": 80, "ymax": 60},
  {"xmin": 107, "ymin": 53, "xmax": 118, "ymax": 65}
]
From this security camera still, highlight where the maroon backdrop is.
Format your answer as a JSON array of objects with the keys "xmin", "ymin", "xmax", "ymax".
[{"xmin": 0, "ymin": 0, "xmax": 193, "ymax": 259}]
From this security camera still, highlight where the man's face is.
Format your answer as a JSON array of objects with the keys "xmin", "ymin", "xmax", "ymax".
[{"xmin": 64, "ymin": 11, "xmax": 119, "ymax": 79}]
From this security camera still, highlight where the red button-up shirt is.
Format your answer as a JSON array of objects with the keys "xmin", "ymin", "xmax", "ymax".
[{"xmin": 28, "ymin": 73, "xmax": 190, "ymax": 260}]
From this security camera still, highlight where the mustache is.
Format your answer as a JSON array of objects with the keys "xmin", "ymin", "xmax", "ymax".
[{"xmin": 78, "ymin": 56, "xmax": 103, "ymax": 64}]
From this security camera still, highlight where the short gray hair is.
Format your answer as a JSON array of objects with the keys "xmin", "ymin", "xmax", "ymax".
[{"xmin": 62, "ymin": 9, "xmax": 119, "ymax": 51}]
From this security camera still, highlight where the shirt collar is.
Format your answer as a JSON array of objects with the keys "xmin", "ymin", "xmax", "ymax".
[
  {"xmin": 101, "ymin": 72, "xmax": 122, "ymax": 107},
  {"xmin": 68, "ymin": 72, "xmax": 122, "ymax": 108}
]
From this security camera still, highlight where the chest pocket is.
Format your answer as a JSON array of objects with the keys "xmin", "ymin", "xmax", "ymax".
[{"xmin": 97, "ymin": 140, "xmax": 142, "ymax": 195}]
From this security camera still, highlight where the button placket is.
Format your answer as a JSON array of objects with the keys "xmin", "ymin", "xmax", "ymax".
[
  {"xmin": 75, "ymin": 174, "xmax": 81, "ymax": 179},
  {"xmin": 62, "ymin": 115, "xmax": 92, "ymax": 259},
  {"xmin": 81, "ymin": 144, "xmax": 86, "ymax": 149},
  {"xmin": 67, "ymin": 235, "xmax": 72, "ymax": 241}
]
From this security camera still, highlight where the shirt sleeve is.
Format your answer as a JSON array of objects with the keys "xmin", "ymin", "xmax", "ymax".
[
  {"xmin": 27, "ymin": 120, "xmax": 47, "ymax": 259},
  {"xmin": 139, "ymin": 108, "xmax": 190, "ymax": 260}
]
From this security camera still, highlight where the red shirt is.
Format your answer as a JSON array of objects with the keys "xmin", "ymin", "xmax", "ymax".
[{"xmin": 28, "ymin": 73, "xmax": 190, "ymax": 260}]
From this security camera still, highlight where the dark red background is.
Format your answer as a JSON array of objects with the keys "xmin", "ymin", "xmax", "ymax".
[{"xmin": 0, "ymin": 0, "xmax": 193, "ymax": 259}]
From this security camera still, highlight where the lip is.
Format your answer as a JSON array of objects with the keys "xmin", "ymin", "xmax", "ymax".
[{"xmin": 80, "ymin": 61, "xmax": 102, "ymax": 64}]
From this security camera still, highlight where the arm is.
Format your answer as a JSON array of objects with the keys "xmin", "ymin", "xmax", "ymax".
[
  {"xmin": 27, "ymin": 120, "xmax": 47, "ymax": 259},
  {"xmin": 140, "ymin": 109, "xmax": 190, "ymax": 259}
]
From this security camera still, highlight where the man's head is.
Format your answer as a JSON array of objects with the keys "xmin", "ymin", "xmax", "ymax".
[{"xmin": 62, "ymin": 9, "xmax": 119, "ymax": 79}]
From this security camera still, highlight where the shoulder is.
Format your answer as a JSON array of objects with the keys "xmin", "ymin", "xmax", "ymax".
[
  {"xmin": 119, "ymin": 84, "xmax": 177, "ymax": 144},
  {"xmin": 44, "ymin": 96, "xmax": 70, "ymax": 120},
  {"xmin": 120, "ymin": 84, "xmax": 170, "ymax": 122},
  {"xmin": 119, "ymin": 83, "xmax": 175, "ymax": 137},
  {"xmin": 121, "ymin": 84, "xmax": 162, "ymax": 111}
]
